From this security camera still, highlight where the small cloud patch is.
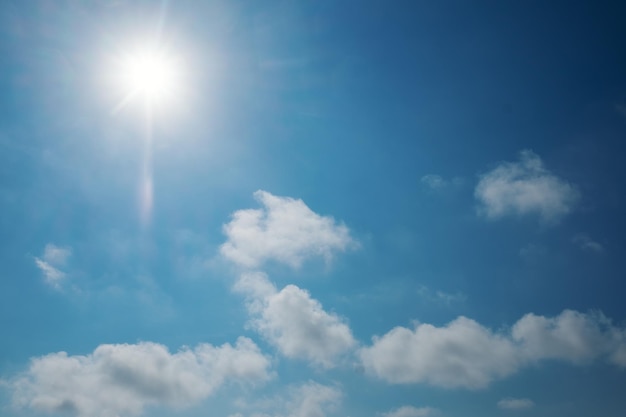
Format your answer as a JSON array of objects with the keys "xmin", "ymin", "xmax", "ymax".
[
  {"xmin": 383, "ymin": 405, "xmax": 439, "ymax": 417},
  {"xmin": 573, "ymin": 234, "xmax": 604, "ymax": 254},
  {"xmin": 34, "ymin": 243, "xmax": 72, "ymax": 289},
  {"xmin": 475, "ymin": 150, "xmax": 579, "ymax": 223},
  {"xmin": 497, "ymin": 398, "xmax": 534, "ymax": 410}
]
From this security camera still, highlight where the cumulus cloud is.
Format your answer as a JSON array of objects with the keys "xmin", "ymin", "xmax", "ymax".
[
  {"xmin": 9, "ymin": 337, "xmax": 271, "ymax": 417},
  {"xmin": 475, "ymin": 150, "xmax": 579, "ymax": 222},
  {"xmin": 382, "ymin": 405, "xmax": 439, "ymax": 417},
  {"xmin": 235, "ymin": 272, "xmax": 355, "ymax": 368},
  {"xmin": 359, "ymin": 317, "xmax": 520, "ymax": 389},
  {"xmin": 360, "ymin": 310, "xmax": 626, "ymax": 389},
  {"xmin": 497, "ymin": 398, "xmax": 534, "ymax": 410},
  {"xmin": 34, "ymin": 243, "xmax": 72, "ymax": 289},
  {"xmin": 511, "ymin": 310, "xmax": 618, "ymax": 364},
  {"xmin": 220, "ymin": 190, "xmax": 355, "ymax": 269}
]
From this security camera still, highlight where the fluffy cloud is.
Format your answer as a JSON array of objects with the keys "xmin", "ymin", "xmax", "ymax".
[
  {"xmin": 9, "ymin": 337, "xmax": 271, "ymax": 417},
  {"xmin": 497, "ymin": 398, "xmax": 535, "ymax": 410},
  {"xmin": 220, "ymin": 190, "xmax": 355, "ymax": 269},
  {"xmin": 360, "ymin": 310, "xmax": 626, "ymax": 389},
  {"xmin": 34, "ymin": 243, "xmax": 72, "ymax": 289},
  {"xmin": 235, "ymin": 272, "xmax": 355, "ymax": 368},
  {"xmin": 382, "ymin": 405, "xmax": 439, "ymax": 417},
  {"xmin": 359, "ymin": 317, "xmax": 520, "ymax": 389},
  {"xmin": 511, "ymin": 310, "xmax": 620, "ymax": 365},
  {"xmin": 475, "ymin": 150, "xmax": 579, "ymax": 222}
]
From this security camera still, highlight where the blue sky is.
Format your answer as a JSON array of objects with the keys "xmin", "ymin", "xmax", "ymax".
[{"xmin": 2, "ymin": 1, "xmax": 626, "ymax": 416}]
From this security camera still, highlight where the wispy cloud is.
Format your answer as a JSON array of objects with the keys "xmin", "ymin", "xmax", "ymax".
[
  {"xmin": 360, "ymin": 309, "xmax": 626, "ymax": 389},
  {"xmin": 34, "ymin": 243, "xmax": 71, "ymax": 289},
  {"xmin": 420, "ymin": 175, "xmax": 447, "ymax": 190},
  {"xmin": 9, "ymin": 337, "xmax": 272, "ymax": 417},
  {"xmin": 220, "ymin": 190, "xmax": 356, "ymax": 269},
  {"xmin": 420, "ymin": 174, "xmax": 463, "ymax": 190},
  {"xmin": 519, "ymin": 243, "xmax": 548, "ymax": 263},
  {"xmin": 475, "ymin": 150, "xmax": 579, "ymax": 222},
  {"xmin": 234, "ymin": 272, "xmax": 355, "ymax": 368},
  {"xmin": 497, "ymin": 398, "xmax": 535, "ymax": 410},
  {"xmin": 573, "ymin": 234, "xmax": 604, "ymax": 253},
  {"xmin": 42, "ymin": 243, "xmax": 71, "ymax": 264},
  {"xmin": 233, "ymin": 380, "xmax": 342, "ymax": 417},
  {"xmin": 416, "ymin": 285, "xmax": 466, "ymax": 306},
  {"xmin": 382, "ymin": 405, "xmax": 439, "ymax": 417}
]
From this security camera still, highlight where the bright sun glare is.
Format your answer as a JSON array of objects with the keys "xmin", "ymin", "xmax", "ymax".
[{"xmin": 117, "ymin": 46, "xmax": 181, "ymax": 107}]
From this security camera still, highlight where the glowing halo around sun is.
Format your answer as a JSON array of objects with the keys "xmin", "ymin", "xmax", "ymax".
[{"xmin": 104, "ymin": 39, "xmax": 187, "ymax": 227}]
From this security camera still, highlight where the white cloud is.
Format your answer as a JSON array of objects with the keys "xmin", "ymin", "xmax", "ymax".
[
  {"xmin": 220, "ymin": 190, "xmax": 355, "ymax": 269},
  {"xmin": 34, "ymin": 259, "xmax": 66, "ymax": 288},
  {"xmin": 511, "ymin": 310, "xmax": 615, "ymax": 364},
  {"xmin": 497, "ymin": 398, "xmax": 534, "ymax": 410},
  {"xmin": 572, "ymin": 234, "xmax": 604, "ymax": 253},
  {"xmin": 287, "ymin": 381, "xmax": 342, "ymax": 417},
  {"xmin": 34, "ymin": 243, "xmax": 72, "ymax": 289},
  {"xmin": 382, "ymin": 405, "xmax": 439, "ymax": 417},
  {"xmin": 359, "ymin": 317, "xmax": 520, "ymax": 389},
  {"xmin": 360, "ymin": 309, "xmax": 626, "ymax": 389},
  {"xmin": 42, "ymin": 243, "xmax": 71, "ymax": 265},
  {"xmin": 475, "ymin": 150, "xmax": 579, "ymax": 222},
  {"xmin": 235, "ymin": 272, "xmax": 355, "ymax": 368},
  {"xmin": 234, "ymin": 381, "xmax": 342, "ymax": 417},
  {"xmin": 9, "ymin": 337, "xmax": 272, "ymax": 417}
]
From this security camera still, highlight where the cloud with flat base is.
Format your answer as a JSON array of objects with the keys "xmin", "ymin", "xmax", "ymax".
[
  {"xmin": 8, "ymin": 337, "xmax": 272, "ymax": 417},
  {"xmin": 360, "ymin": 309, "xmax": 626, "ymax": 389},
  {"xmin": 475, "ymin": 150, "xmax": 579, "ymax": 223}
]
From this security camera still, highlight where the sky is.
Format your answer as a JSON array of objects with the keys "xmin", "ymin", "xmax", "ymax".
[{"xmin": 1, "ymin": 1, "xmax": 626, "ymax": 417}]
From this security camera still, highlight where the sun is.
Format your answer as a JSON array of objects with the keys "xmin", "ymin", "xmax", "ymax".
[
  {"xmin": 125, "ymin": 50, "xmax": 176, "ymax": 98},
  {"xmin": 114, "ymin": 45, "xmax": 182, "ymax": 109}
]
